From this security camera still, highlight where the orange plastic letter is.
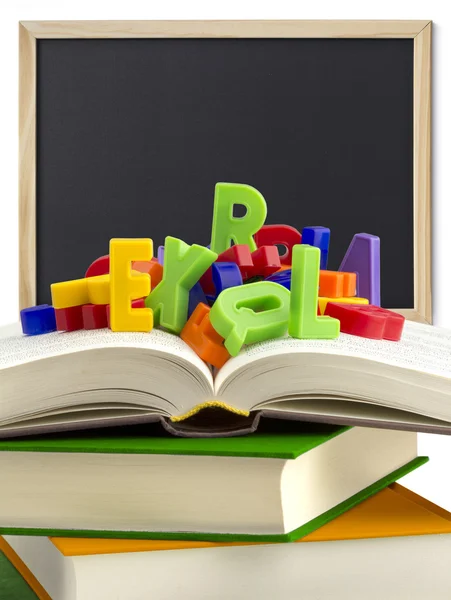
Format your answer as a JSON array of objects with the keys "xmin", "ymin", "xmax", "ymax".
[
  {"xmin": 180, "ymin": 303, "xmax": 230, "ymax": 369},
  {"xmin": 132, "ymin": 259, "xmax": 164, "ymax": 290},
  {"xmin": 319, "ymin": 271, "xmax": 356, "ymax": 298}
]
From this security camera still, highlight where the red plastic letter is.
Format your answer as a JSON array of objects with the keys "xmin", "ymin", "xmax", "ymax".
[
  {"xmin": 254, "ymin": 224, "xmax": 302, "ymax": 265},
  {"xmin": 85, "ymin": 255, "xmax": 110, "ymax": 278},
  {"xmin": 217, "ymin": 245, "xmax": 254, "ymax": 280},
  {"xmin": 324, "ymin": 303, "xmax": 405, "ymax": 341},
  {"xmin": 55, "ymin": 306, "xmax": 84, "ymax": 332},
  {"xmin": 82, "ymin": 304, "xmax": 108, "ymax": 330},
  {"xmin": 249, "ymin": 246, "xmax": 281, "ymax": 279},
  {"xmin": 201, "ymin": 245, "xmax": 255, "ymax": 293}
]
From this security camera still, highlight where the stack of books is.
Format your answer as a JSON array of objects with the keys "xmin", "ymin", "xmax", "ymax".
[
  {"xmin": 1, "ymin": 321, "xmax": 451, "ymax": 598},
  {"xmin": 2, "ymin": 484, "xmax": 451, "ymax": 599}
]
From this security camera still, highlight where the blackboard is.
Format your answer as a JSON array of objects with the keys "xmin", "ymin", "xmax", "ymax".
[{"xmin": 19, "ymin": 21, "xmax": 432, "ymax": 322}]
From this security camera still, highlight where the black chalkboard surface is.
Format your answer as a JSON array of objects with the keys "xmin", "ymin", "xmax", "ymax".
[{"xmin": 35, "ymin": 37, "xmax": 413, "ymax": 308}]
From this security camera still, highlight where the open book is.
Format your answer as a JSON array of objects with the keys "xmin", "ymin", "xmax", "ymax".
[{"xmin": 1, "ymin": 320, "xmax": 451, "ymax": 438}]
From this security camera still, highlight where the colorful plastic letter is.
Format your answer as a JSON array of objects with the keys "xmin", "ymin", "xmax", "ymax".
[
  {"xmin": 51, "ymin": 278, "xmax": 89, "ymax": 309},
  {"xmin": 341, "ymin": 272, "xmax": 357, "ymax": 297},
  {"xmin": 82, "ymin": 304, "xmax": 108, "ymax": 330},
  {"xmin": 339, "ymin": 233, "xmax": 381, "ymax": 306},
  {"xmin": 318, "ymin": 296, "xmax": 369, "ymax": 316},
  {"xmin": 254, "ymin": 224, "xmax": 301, "ymax": 265},
  {"xmin": 188, "ymin": 282, "xmax": 208, "ymax": 318},
  {"xmin": 199, "ymin": 269, "xmax": 215, "ymax": 296},
  {"xmin": 181, "ymin": 303, "xmax": 231, "ymax": 369},
  {"xmin": 217, "ymin": 245, "xmax": 255, "ymax": 280},
  {"xmin": 324, "ymin": 303, "xmax": 405, "ymax": 341},
  {"xmin": 86, "ymin": 274, "xmax": 111, "ymax": 305},
  {"xmin": 53, "ymin": 272, "xmax": 144, "ymax": 309},
  {"xmin": 364, "ymin": 306, "xmax": 405, "ymax": 341},
  {"xmin": 110, "ymin": 238, "xmax": 153, "ymax": 332},
  {"xmin": 249, "ymin": 246, "xmax": 281, "ymax": 278},
  {"xmin": 318, "ymin": 271, "xmax": 343, "ymax": 298},
  {"xmin": 85, "ymin": 255, "xmax": 110, "ymax": 278},
  {"xmin": 326, "ymin": 303, "xmax": 384, "ymax": 339},
  {"xmin": 157, "ymin": 246, "xmax": 165, "ymax": 265},
  {"xmin": 318, "ymin": 271, "xmax": 356, "ymax": 298},
  {"xmin": 55, "ymin": 306, "xmax": 84, "ymax": 332},
  {"xmin": 209, "ymin": 281, "xmax": 290, "ymax": 356},
  {"xmin": 146, "ymin": 237, "xmax": 217, "ymax": 334},
  {"xmin": 20, "ymin": 305, "xmax": 56, "ymax": 336},
  {"xmin": 106, "ymin": 299, "xmax": 145, "ymax": 329},
  {"xmin": 289, "ymin": 245, "xmax": 339, "ymax": 339},
  {"xmin": 130, "ymin": 298, "xmax": 146, "ymax": 310},
  {"xmin": 302, "ymin": 226, "xmax": 330, "ymax": 270},
  {"xmin": 210, "ymin": 183, "xmax": 267, "ymax": 254},
  {"xmin": 201, "ymin": 244, "xmax": 255, "ymax": 295},
  {"xmin": 211, "ymin": 262, "xmax": 243, "ymax": 296},
  {"xmin": 132, "ymin": 259, "xmax": 164, "ymax": 290},
  {"xmin": 266, "ymin": 269, "xmax": 292, "ymax": 290}
]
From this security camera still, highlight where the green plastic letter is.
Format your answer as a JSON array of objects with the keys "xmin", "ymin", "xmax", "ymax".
[
  {"xmin": 289, "ymin": 245, "xmax": 339, "ymax": 339},
  {"xmin": 146, "ymin": 236, "xmax": 217, "ymax": 333},
  {"xmin": 209, "ymin": 281, "xmax": 290, "ymax": 356},
  {"xmin": 210, "ymin": 183, "xmax": 267, "ymax": 254}
]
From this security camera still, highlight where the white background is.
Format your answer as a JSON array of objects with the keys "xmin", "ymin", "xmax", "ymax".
[{"xmin": 0, "ymin": 1, "xmax": 450, "ymax": 510}]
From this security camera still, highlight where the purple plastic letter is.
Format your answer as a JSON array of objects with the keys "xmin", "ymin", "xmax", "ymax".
[
  {"xmin": 338, "ymin": 233, "xmax": 380, "ymax": 306},
  {"xmin": 157, "ymin": 246, "xmax": 165, "ymax": 265}
]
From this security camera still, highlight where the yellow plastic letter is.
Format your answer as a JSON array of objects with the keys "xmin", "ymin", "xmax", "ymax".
[
  {"xmin": 87, "ymin": 274, "xmax": 111, "ymax": 305},
  {"xmin": 110, "ymin": 238, "xmax": 153, "ymax": 332},
  {"xmin": 51, "ymin": 279, "xmax": 89, "ymax": 309}
]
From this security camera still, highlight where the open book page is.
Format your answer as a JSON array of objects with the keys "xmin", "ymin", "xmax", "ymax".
[
  {"xmin": 0, "ymin": 327, "xmax": 214, "ymax": 389},
  {"xmin": 0, "ymin": 322, "xmax": 22, "ymax": 339},
  {"xmin": 214, "ymin": 321, "xmax": 451, "ymax": 395},
  {"xmin": 0, "ymin": 327, "xmax": 217, "ymax": 431}
]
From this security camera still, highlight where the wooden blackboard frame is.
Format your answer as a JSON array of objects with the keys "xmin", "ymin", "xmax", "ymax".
[{"xmin": 18, "ymin": 20, "xmax": 432, "ymax": 322}]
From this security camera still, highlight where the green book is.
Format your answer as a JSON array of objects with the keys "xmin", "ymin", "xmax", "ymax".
[
  {"xmin": 0, "ymin": 422, "xmax": 426, "ymax": 543},
  {"xmin": 0, "ymin": 551, "xmax": 39, "ymax": 600}
]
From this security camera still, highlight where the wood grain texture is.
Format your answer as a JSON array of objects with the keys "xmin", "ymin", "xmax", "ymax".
[
  {"xmin": 20, "ymin": 20, "xmax": 429, "ymax": 39},
  {"xmin": 390, "ymin": 309, "xmax": 429, "ymax": 324},
  {"xmin": 17, "ymin": 21, "xmax": 432, "ymax": 320},
  {"xmin": 19, "ymin": 23, "xmax": 37, "ymax": 310},
  {"xmin": 413, "ymin": 23, "xmax": 432, "ymax": 324}
]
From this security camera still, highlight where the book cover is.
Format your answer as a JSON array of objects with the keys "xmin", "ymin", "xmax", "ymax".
[{"xmin": 0, "ymin": 423, "xmax": 427, "ymax": 542}]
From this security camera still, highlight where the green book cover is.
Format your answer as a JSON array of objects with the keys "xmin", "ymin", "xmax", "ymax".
[
  {"xmin": 0, "ymin": 421, "xmax": 350, "ymax": 459},
  {"xmin": 0, "ymin": 423, "xmax": 428, "ymax": 543},
  {"xmin": 0, "ymin": 552, "xmax": 39, "ymax": 600}
]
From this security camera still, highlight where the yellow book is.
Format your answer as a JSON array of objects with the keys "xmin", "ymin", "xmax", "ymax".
[{"xmin": 2, "ymin": 484, "xmax": 451, "ymax": 600}]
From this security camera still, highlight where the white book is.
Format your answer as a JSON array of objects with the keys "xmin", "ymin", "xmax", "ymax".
[
  {"xmin": 1, "ymin": 320, "xmax": 451, "ymax": 437},
  {"xmin": 3, "ymin": 484, "xmax": 451, "ymax": 600},
  {"xmin": 0, "ymin": 425, "xmax": 421, "ymax": 538}
]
